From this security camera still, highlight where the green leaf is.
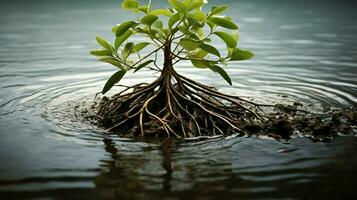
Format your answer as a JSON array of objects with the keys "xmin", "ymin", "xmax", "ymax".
[
  {"xmin": 178, "ymin": 25, "xmax": 188, "ymax": 33},
  {"xmin": 183, "ymin": 0, "xmax": 207, "ymax": 10},
  {"xmin": 137, "ymin": 27, "xmax": 159, "ymax": 36},
  {"xmin": 121, "ymin": 0, "xmax": 138, "ymax": 10},
  {"xmin": 199, "ymin": 43, "xmax": 220, "ymax": 57},
  {"xmin": 189, "ymin": 2, "xmax": 204, "ymax": 10},
  {"xmin": 189, "ymin": 10, "xmax": 207, "ymax": 22},
  {"xmin": 188, "ymin": 0, "xmax": 206, "ymax": 10},
  {"xmin": 135, "ymin": 27, "xmax": 150, "ymax": 35},
  {"xmin": 179, "ymin": 38, "xmax": 201, "ymax": 51},
  {"xmin": 90, "ymin": 49, "xmax": 112, "ymax": 57},
  {"xmin": 209, "ymin": 5, "xmax": 227, "ymax": 16},
  {"xmin": 140, "ymin": 15, "xmax": 158, "ymax": 26},
  {"xmin": 169, "ymin": 13, "xmax": 181, "ymax": 28},
  {"xmin": 213, "ymin": 31, "xmax": 237, "ymax": 48},
  {"xmin": 96, "ymin": 36, "xmax": 112, "ymax": 50},
  {"xmin": 115, "ymin": 30, "xmax": 133, "ymax": 50},
  {"xmin": 138, "ymin": 5, "xmax": 149, "ymax": 14},
  {"xmin": 191, "ymin": 59, "xmax": 210, "ymax": 68},
  {"xmin": 112, "ymin": 24, "xmax": 119, "ymax": 33},
  {"xmin": 115, "ymin": 21, "xmax": 137, "ymax": 37},
  {"xmin": 152, "ymin": 20, "xmax": 163, "ymax": 29},
  {"xmin": 209, "ymin": 17, "xmax": 238, "ymax": 29},
  {"xmin": 191, "ymin": 49, "xmax": 208, "ymax": 58},
  {"xmin": 122, "ymin": 42, "xmax": 134, "ymax": 59},
  {"xmin": 162, "ymin": 28, "xmax": 171, "ymax": 37},
  {"xmin": 232, "ymin": 30, "xmax": 239, "ymax": 43},
  {"xmin": 149, "ymin": 28, "xmax": 159, "ymax": 36},
  {"xmin": 99, "ymin": 57, "xmax": 124, "ymax": 70},
  {"xmin": 157, "ymin": 32, "xmax": 167, "ymax": 40},
  {"xmin": 187, "ymin": 16, "xmax": 203, "ymax": 27},
  {"xmin": 132, "ymin": 42, "xmax": 151, "ymax": 53},
  {"xmin": 196, "ymin": 27, "xmax": 204, "ymax": 37},
  {"xmin": 208, "ymin": 65, "xmax": 232, "ymax": 85},
  {"xmin": 182, "ymin": 0, "xmax": 191, "ymax": 4},
  {"xmin": 207, "ymin": 21, "xmax": 215, "ymax": 30},
  {"xmin": 168, "ymin": 0, "xmax": 187, "ymax": 13},
  {"xmin": 134, "ymin": 60, "xmax": 154, "ymax": 72},
  {"xmin": 150, "ymin": 9, "xmax": 173, "ymax": 16},
  {"xmin": 230, "ymin": 48, "xmax": 254, "ymax": 61},
  {"xmin": 168, "ymin": 8, "xmax": 175, "ymax": 13},
  {"xmin": 203, "ymin": 38, "xmax": 211, "ymax": 43},
  {"xmin": 102, "ymin": 70, "xmax": 126, "ymax": 94},
  {"xmin": 187, "ymin": 31, "xmax": 200, "ymax": 40}
]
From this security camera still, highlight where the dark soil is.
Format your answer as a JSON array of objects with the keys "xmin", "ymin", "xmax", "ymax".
[{"xmin": 82, "ymin": 93, "xmax": 356, "ymax": 141}]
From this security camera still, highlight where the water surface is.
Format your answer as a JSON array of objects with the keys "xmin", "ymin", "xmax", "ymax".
[{"xmin": 0, "ymin": 0, "xmax": 356, "ymax": 199}]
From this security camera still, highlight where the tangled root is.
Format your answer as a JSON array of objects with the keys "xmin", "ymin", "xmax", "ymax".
[
  {"xmin": 95, "ymin": 67, "xmax": 270, "ymax": 138},
  {"xmin": 93, "ymin": 65, "xmax": 356, "ymax": 139}
]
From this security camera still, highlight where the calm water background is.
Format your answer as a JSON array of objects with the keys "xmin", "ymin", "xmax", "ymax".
[{"xmin": 0, "ymin": 0, "xmax": 357, "ymax": 199}]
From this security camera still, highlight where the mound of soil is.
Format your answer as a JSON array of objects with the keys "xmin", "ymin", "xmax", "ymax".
[{"xmin": 82, "ymin": 93, "xmax": 356, "ymax": 141}]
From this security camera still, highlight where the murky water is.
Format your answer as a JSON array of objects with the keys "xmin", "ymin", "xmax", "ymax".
[{"xmin": 0, "ymin": 0, "xmax": 357, "ymax": 199}]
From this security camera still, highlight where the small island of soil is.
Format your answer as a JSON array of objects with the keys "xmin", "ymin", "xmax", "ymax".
[{"xmin": 83, "ymin": 87, "xmax": 356, "ymax": 141}]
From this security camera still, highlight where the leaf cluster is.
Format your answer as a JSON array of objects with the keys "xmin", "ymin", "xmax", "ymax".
[{"xmin": 91, "ymin": 0, "xmax": 254, "ymax": 94}]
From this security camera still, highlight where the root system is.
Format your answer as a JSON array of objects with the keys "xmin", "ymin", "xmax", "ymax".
[{"xmin": 93, "ymin": 65, "xmax": 356, "ymax": 139}]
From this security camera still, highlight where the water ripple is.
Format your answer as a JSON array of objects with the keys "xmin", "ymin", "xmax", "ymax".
[{"xmin": 1, "ymin": 0, "xmax": 357, "ymax": 199}]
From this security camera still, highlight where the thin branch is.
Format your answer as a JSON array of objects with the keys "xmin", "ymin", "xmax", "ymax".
[
  {"xmin": 153, "ymin": 51, "xmax": 161, "ymax": 71},
  {"xmin": 148, "ymin": 67, "xmax": 160, "ymax": 72},
  {"xmin": 129, "ymin": 45, "xmax": 165, "ymax": 69},
  {"xmin": 172, "ymin": 52, "xmax": 223, "ymax": 63},
  {"xmin": 172, "ymin": 58, "xmax": 182, "ymax": 66}
]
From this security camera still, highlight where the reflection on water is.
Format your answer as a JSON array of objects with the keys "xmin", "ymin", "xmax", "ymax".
[
  {"xmin": 0, "ymin": 0, "xmax": 357, "ymax": 199},
  {"xmin": 94, "ymin": 137, "xmax": 357, "ymax": 200}
]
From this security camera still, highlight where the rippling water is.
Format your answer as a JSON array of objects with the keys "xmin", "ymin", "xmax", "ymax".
[{"xmin": 0, "ymin": 0, "xmax": 357, "ymax": 199}]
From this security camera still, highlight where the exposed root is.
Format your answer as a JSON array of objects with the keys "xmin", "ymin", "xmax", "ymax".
[
  {"xmin": 92, "ymin": 66, "xmax": 357, "ymax": 139},
  {"xmin": 95, "ymin": 65, "xmax": 271, "ymax": 138}
]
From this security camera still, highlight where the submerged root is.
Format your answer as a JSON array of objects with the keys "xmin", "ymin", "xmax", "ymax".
[{"xmin": 93, "ymin": 69, "xmax": 357, "ymax": 139}]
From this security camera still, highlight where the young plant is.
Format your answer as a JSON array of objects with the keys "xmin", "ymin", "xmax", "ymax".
[{"xmin": 91, "ymin": 0, "xmax": 257, "ymax": 138}]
